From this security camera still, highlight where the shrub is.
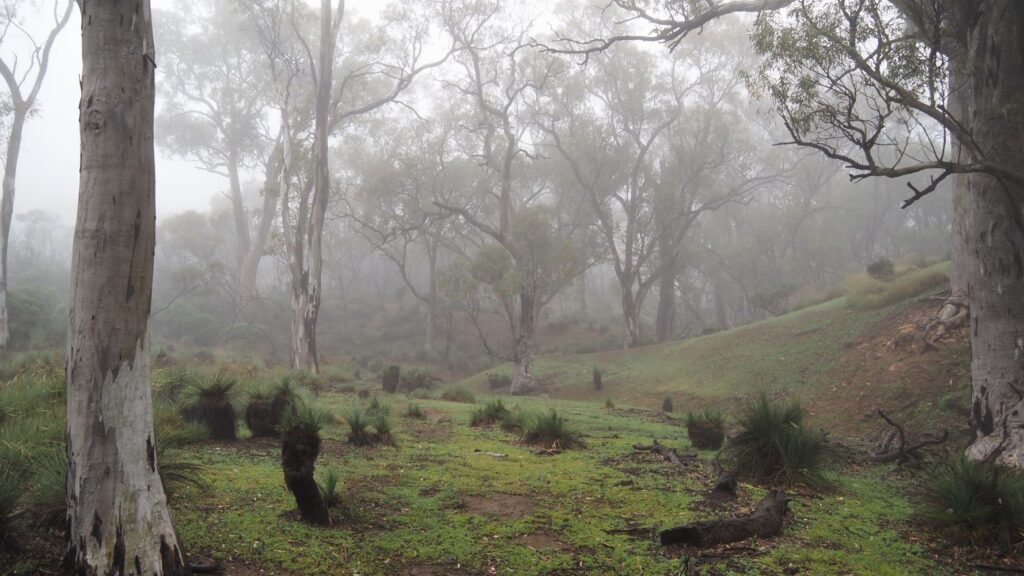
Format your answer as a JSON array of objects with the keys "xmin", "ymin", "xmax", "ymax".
[
  {"xmin": 371, "ymin": 412, "xmax": 395, "ymax": 446},
  {"xmin": 154, "ymin": 419, "xmax": 208, "ymax": 500},
  {"xmin": 367, "ymin": 397, "xmax": 391, "ymax": 417},
  {"xmin": 662, "ymin": 397, "xmax": 674, "ymax": 413},
  {"xmin": 181, "ymin": 373, "xmax": 238, "ymax": 440},
  {"xmin": 440, "ymin": 385, "xmax": 476, "ymax": 403},
  {"xmin": 592, "ymin": 366, "xmax": 603, "ymax": 391},
  {"xmin": 487, "ymin": 373, "xmax": 512, "ymax": 390},
  {"xmin": 245, "ymin": 388, "xmax": 278, "ymax": 438},
  {"xmin": 343, "ymin": 406, "xmax": 374, "ymax": 446},
  {"xmin": 866, "ymin": 257, "xmax": 895, "ymax": 280},
  {"xmin": 722, "ymin": 393, "xmax": 831, "ymax": 487},
  {"xmin": 470, "ymin": 399, "xmax": 509, "ymax": 427},
  {"xmin": 280, "ymin": 399, "xmax": 331, "ymax": 525},
  {"xmin": 271, "ymin": 376, "xmax": 300, "ymax": 427},
  {"xmin": 686, "ymin": 409, "xmax": 726, "ymax": 450},
  {"xmin": 317, "ymin": 467, "xmax": 342, "ymax": 509},
  {"xmin": 408, "ymin": 387, "xmax": 434, "ymax": 400},
  {"xmin": 402, "ymin": 369, "xmax": 439, "ymax": 392},
  {"xmin": 924, "ymin": 455, "xmax": 1024, "ymax": 549},
  {"xmin": 404, "ymin": 403, "xmax": 425, "ymax": 419},
  {"xmin": 522, "ymin": 410, "xmax": 584, "ymax": 449},
  {"xmin": 499, "ymin": 409, "xmax": 528, "ymax": 434},
  {"xmin": 0, "ymin": 453, "xmax": 24, "ymax": 552},
  {"xmin": 846, "ymin": 263, "xmax": 949, "ymax": 310}
]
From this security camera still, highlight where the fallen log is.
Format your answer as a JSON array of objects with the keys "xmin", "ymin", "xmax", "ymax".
[
  {"xmin": 633, "ymin": 440, "xmax": 697, "ymax": 469},
  {"xmin": 709, "ymin": 472, "xmax": 738, "ymax": 500},
  {"xmin": 660, "ymin": 490, "xmax": 789, "ymax": 547}
]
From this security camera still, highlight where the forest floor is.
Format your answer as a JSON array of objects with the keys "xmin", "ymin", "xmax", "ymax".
[{"xmin": 166, "ymin": 395, "xmax": 956, "ymax": 575}]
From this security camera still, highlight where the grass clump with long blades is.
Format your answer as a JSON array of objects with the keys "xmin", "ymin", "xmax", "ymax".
[
  {"xmin": 722, "ymin": 393, "xmax": 831, "ymax": 487},
  {"xmin": 522, "ymin": 409, "xmax": 584, "ymax": 450},
  {"xmin": 470, "ymin": 399, "xmax": 509, "ymax": 427},
  {"xmin": 181, "ymin": 372, "xmax": 238, "ymax": 440},
  {"xmin": 924, "ymin": 454, "xmax": 1024, "ymax": 550}
]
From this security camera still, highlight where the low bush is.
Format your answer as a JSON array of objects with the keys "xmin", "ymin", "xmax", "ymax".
[
  {"xmin": 401, "ymin": 369, "xmax": 439, "ymax": 392},
  {"xmin": 722, "ymin": 393, "xmax": 831, "ymax": 487},
  {"xmin": 440, "ymin": 385, "xmax": 476, "ymax": 403},
  {"xmin": 686, "ymin": 408, "xmax": 726, "ymax": 450},
  {"xmin": 181, "ymin": 373, "xmax": 238, "ymax": 440},
  {"xmin": 317, "ymin": 467, "xmax": 342, "ymax": 509},
  {"xmin": 487, "ymin": 373, "xmax": 512, "ymax": 390},
  {"xmin": 371, "ymin": 412, "xmax": 395, "ymax": 446},
  {"xmin": 245, "ymin": 387, "xmax": 277, "ymax": 438},
  {"xmin": 343, "ymin": 406, "xmax": 374, "ymax": 446},
  {"xmin": 846, "ymin": 263, "xmax": 949, "ymax": 310},
  {"xmin": 470, "ymin": 399, "xmax": 509, "ymax": 427},
  {"xmin": 604, "ymin": 397, "xmax": 615, "ymax": 409},
  {"xmin": 924, "ymin": 455, "xmax": 1024, "ymax": 549},
  {"xmin": 367, "ymin": 397, "xmax": 391, "ymax": 417},
  {"xmin": 866, "ymin": 257, "xmax": 895, "ymax": 280},
  {"xmin": 522, "ymin": 410, "xmax": 584, "ymax": 450},
  {"xmin": 404, "ymin": 403, "xmax": 425, "ymax": 419}
]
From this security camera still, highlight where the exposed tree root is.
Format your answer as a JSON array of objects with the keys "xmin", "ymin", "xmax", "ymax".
[{"xmin": 871, "ymin": 409, "xmax": 948, "ymax": 464}]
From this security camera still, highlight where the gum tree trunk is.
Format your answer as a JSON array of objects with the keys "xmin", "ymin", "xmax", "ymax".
[
  {"xmin": 66, "ymin": 1, "xmax": 188, "ymax": 573},
  {"xmin": 0, "ymin": 108, "xmax": 25, "ymax": 349},
  {"xmin": 655, "ymin": 254, "xmax": 678, "ymax": 343},
  {"xmin": 511, "ymin": 293, "xmax": 536, "ymax": 394},
  {"xmin": 955, "ymin": 0, "xmax": 1024, "ymax": 467}
]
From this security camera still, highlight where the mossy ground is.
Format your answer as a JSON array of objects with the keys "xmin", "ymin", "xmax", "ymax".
[{"xmin": 163, "ymin": 394, "xmax": 947, "ymax": 575}]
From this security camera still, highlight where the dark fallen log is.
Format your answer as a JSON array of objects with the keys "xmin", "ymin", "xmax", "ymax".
[
  {"xmin": 660, "ymin": 490, "xmax": 789, "ymax": 548},
  {"xmin": 633, "ymin": 440, "xmax": 697, "ymax": 469},
  {"xmin": 189, "ymin": 557, "xmax": 225, "ymax": 574}
]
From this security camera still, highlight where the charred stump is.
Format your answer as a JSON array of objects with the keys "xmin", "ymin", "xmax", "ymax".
[
  {"xmin": 382, "ymin": 365, "xmax": 400, "ymax": 393},
  {"xmin": 687, "ymin": 420, "xmax": 725, "ymax": 450},
  {"xmin": 281, "ymin": 427, "xmax": 329, "ymax": 525},
  {"xmin": 660, "ymin": 490, "xmax": 789, "ymax": 547},
  {"xmin": 245, "ymin": 399, "xmax": 278, "ymax": 438}
]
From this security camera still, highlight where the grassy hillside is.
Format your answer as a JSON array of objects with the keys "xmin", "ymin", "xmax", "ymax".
[{"xmin": 462, "ymin": 263, "xmax": 969, "ymax": 436}]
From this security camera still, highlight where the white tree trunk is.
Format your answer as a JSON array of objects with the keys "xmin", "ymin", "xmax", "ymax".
[
  {"xmin": 954, "ymin": 0, "xmax": 1024, "ymax": 468},
  {"xmin": 66, "ymin": 2, "xmax": 188, "ymax": 573},
  {"xmin": 0, "ymin": 108, "xmax": 23, "ymax": 349},
  {"xmin": 511, "ymin": 293, "xmax": 536, "ymax": 394}
]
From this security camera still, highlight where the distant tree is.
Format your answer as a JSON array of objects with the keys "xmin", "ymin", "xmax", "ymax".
[
  {"xmin": 66, "ymin": 1, "xmax": 187, "ymax": 573},
  {"xmin": 0, "ymin": 0, "xmax": 73, "ymax": 348}
]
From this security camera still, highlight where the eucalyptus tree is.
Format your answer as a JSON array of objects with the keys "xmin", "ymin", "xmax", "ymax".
[
  {"xmin": 0, "ymin": 0, "xmax": 72, "ymax": 348},
  {"xmin": 556, "ymin": 0, "xmax": 1024, "ymax": 466},
  {"xmin": 66, "ymin": 1, "xmax": 188, "ymax": 573},
  {"xmin": 156, "ymin": 0, "xmax": 278, "ymax": 311}
]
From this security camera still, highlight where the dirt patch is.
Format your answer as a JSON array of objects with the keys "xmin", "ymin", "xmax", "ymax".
[
  {"xmin": 218, "ymin": 560, "xmax": 299, "ymax": 576},
  {"xmin": 404, "ymin": 564, "xmax": 475, "ymax": 575},
  {"xmin": 515, "ymin": 530, "xmax": 573, "ymax": 551},
  {"xmin": 460, "ymin": 493, "xmax": 534, "ymax": 518}
]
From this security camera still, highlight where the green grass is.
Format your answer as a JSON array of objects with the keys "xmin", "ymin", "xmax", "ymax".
[{"xmin": 846, "ymin": 262, "xmax": 950, "ymax": 310}]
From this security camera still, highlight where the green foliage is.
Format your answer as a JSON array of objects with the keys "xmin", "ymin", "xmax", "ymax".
[
  {"xmin": 686, "ymin": 407, "xmax": 727, "ymax": 450},
  {"xmin": 280, "ymin": 399, "xmax": 333, "ymax": 437},
  {"xmin": 26, "ymin": 448, "xmax": 66, "ymax": 528},
  {"xmin": 367, "ymin": 397, "xmax": 391, "ymax": 417},
  {"xmin": 604, "ymin": 397, "xmax": 615, "ymax": 409},
  {"xmin": 371, "ymin": 412, "xmax": 395, "ymax": 447},
  {"xmin": 866, "ymin": 257, "xmax": 895, "ymax": 280},
  {"xmin": 846, "ymin": 264, "xmax": 948, "ymax": 310},
  {"xmin": 924, "ymin": 455, "xmax": 1024, "ymax": 549},
  {"xmin": 440, "ymin": 385, "xmax": 476, "ymax": 404},
  {"xmin": 522, "ymin": 410, "xmax": 584, "ymax": 450},
  {"xmin": 722, "ymin": 393, "xmax": 831, "ymax": 487},
  {"xmin": 343, "ymin": 406, "xmax": 374, "ymax": 446},
  {"xmin": 470, "ymin": 399, "xmax": 509, "ymax": 427},
  {"xmin": 154, "ymin": 418, "xmax": 208, "ymax": 500},
  {"xmin": 181, "ymin": 372, "xmax": 238, "ymax": 440},
  {"xmin": 0, "ymin": 453, "xmax": 24, "ymax": 552},
  {"xmin": 317, "ymin": 467, "xmax": 342, "ymax": 509},
  {"xmin": 403, "ymin": 403, "xmax": 425, "ymax": 419},
  {"xmin": 487, "ymin": 373, "xmax": 512, "ymax": 390}
]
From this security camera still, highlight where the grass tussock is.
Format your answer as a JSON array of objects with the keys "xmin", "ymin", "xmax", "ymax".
[
  {"xmin": 317, "ymin": 467, "xmax": 342, "ymax": 509},
  {"xmin": 686, "ymin": 408, "xmax": 726, "ymax": 450},
  {"xmin": 403, "ymin": 403, "xmax": 425, "ymax": 419},
  {"xmin": 181, "ymin": 372, "xmax": 238, "ymax": 440},
  {"xmin": 845, "ymin": 263, "xmax": 949, "ymax": 310},
  {"xmin": 440, "ymin": 385, "xmax": 476, "ymax": 403},
  {"xmin": 925, "ymin": 455, "xmax": 1024, "ymax": 550},
  {"xmin": 470, "ymin": 399, "xmax": 509, "ymax": 427},
  {"xmin": 343, "ymin": 406, "xmax": 394, "ymax": 446},
  {"xmin": 722, "ymin": 393, "xmax": 831, "ymax": 487},
  {"xmin": 522, "ymin": 409, "xmax": 584, "ymax": 450}
]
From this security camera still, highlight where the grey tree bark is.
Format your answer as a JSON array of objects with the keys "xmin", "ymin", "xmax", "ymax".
[
  {"xmin": 0, "ymin": 0, "xmax": 73, "ymax": 348},
  {"xmin": 65, "ymin": 1, "xmax": 188, "ymax": 573}
]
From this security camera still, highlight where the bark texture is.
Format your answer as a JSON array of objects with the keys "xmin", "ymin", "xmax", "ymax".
[
  {"xmin": 511, "ymin": 293, "xmax": 536, "ymax": 394},
  {"xmin": 953, "ymin": 0, "xmax": 1024, "ymax": 468},
  {"xmin": 66, "ymin": 1, "xmax": 188, "ymax": 573}
]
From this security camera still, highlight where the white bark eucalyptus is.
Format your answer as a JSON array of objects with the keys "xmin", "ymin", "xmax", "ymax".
[{"xmin": 66, "ymin": 1, "xmax": 189, "ymax": 574}]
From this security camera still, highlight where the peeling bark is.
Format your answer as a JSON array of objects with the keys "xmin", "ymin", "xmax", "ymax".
[
  {"xmin": 511, "ymin": 292, "xmax": 536, "ymax": 394},
  {"xmin": 66, "ymin": 1, "xmax": 188, "ymax": 574}
]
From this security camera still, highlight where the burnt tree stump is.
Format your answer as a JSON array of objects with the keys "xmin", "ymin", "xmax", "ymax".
[{"xmin": 660, "ymin": 490, "xmax": 789, "ymax": 547}]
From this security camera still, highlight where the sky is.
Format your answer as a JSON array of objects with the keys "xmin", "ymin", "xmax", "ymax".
[{"xmin": 11, "ymin": 0, "xmax": 383, "ymax": 223}]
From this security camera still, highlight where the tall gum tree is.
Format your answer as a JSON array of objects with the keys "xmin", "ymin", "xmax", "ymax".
[
  {"xmin": 66, "ymin": 0, "xmax": 188, "ymax": 574},
  {"xmin": 0, "ymin": 0, "xmax": 73, "ymax": 348},
  {"xmin": 552, "ymin": 0, "xmax": 1024, "ymax": 466}
]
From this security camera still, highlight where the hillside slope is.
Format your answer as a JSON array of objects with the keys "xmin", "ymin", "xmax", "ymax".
[{"xmin": 463, "ymin": 282, "xmax": 970, "ymax": 437}]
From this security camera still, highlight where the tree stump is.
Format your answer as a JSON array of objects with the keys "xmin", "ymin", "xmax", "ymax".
[
  {"xmin": 660, "ymin": 490, "xmax": 789, "ymax": 547},
  {"xmin": 382, "ymin": 365, "xmax": 400, "ymax": 393}
]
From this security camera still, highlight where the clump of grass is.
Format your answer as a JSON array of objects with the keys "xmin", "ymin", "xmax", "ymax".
[
  {"xmin": 317, "ymin": 467, "xmax": 342, "ymax": 509},
  {"xmin": 487, "ymin": 373, "xmax": 512, "ymax": 390},
  {"xmin": 522, "ymin": 410, "xmax": 584, "ymax": 450},
  {"xmin": 686, "ymin": 408, "xmax": 726, "ymax": 450},
  {"xmin": 662, "ymin": 396, "xmax": 673, "ymax": 413},
  {"xmin": 722, "ymin": 393, "xmax": 831, "ymax": 487},
  {"xmin": 371, "ymin": 412, "xmax": 395, "ymax": 446},
  {"xmin": 470, "ymin": 399, "xmax": 509, "ymax": 427},
  {"xmin": 0, "ymin": 453, "xmax": 24, "ymax": 552},
  {"xmin": 343, "ymin": 406, "xmax": 374, "ymax": 446},
  {"xmin": 26, "ymin": 448, "xmax": 67, "ymax": 528},
  {"xmin": 440, "ymin": 385, "xmax": 475, "ymax": 403},
  {"xmin": 181, "ymin": 372, "xmax": 238, "ymax": 440},
  {"xmin": 245, "ymin": 386, "xmax": 278, "ymax": 438},
  {"xmin": 154, "ymin": 418, "xmax": 208, "ymax": 500},
  {"xmin": 846, "ymin": 263, "xmax": 949, "ymax": 310},
  {"xmin": 924, "ymin": 454, "xmax": 1024, "ymax": 549},
  {"xmin": 499, "ymin": 408, "xmax": 528, "ymax": 434},
  {"xmin": 404, "ymin": 403, "xmax": 425, "ymax": 419},
  {"xmin": 367, "ymin": 397, "xmax": 391, "ymax": 417}
]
